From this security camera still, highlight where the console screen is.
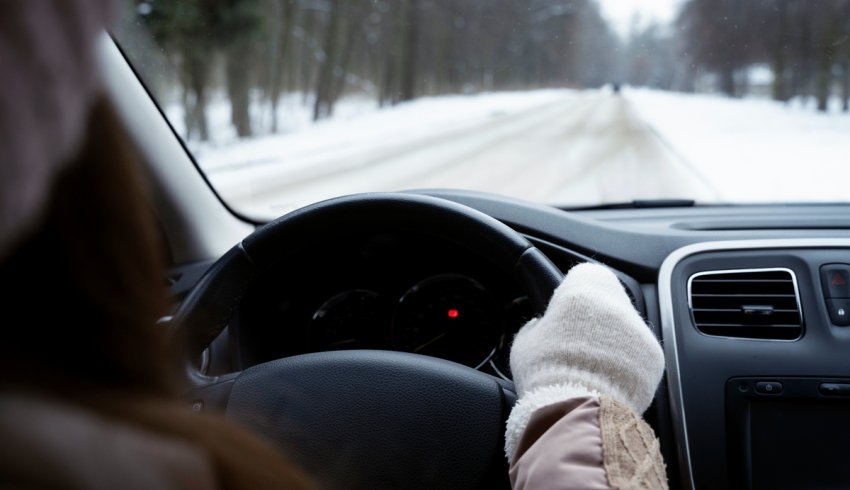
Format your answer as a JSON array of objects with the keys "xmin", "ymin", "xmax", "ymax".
[{"xmin": 749, "ymin": 399, "xmax": 850, "ymax": 489}]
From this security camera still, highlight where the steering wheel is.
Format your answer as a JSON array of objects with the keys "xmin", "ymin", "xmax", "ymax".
[{"xmin": 171, "ymin": 193, "xmax": 563, "ymax": 489}]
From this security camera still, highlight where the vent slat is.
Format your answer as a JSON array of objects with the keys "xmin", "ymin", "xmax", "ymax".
[
  {"xmin": 695, "ymin": 323, "xmax": 801, "ymax": 329},
  {"xmin": 689, "ymin": 269, "xmax": 803, "ymax": 340},
  {"xmin": 691, "ymin": 293, "xmax": 795, "ymax": 297},
  {"xmin": 693, "ymin": 279, "xmax": 791, "ymax": 283},
  {"xmin": 692, "ymin": 308, "xmax": 799, "ymax": 313}
]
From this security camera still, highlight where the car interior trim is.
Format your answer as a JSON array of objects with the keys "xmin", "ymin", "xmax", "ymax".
[
  {"xmin": 658, "ymin": 238, "xmax": 850, "ymax": 490},
  {"xmin": 98, "ymin": 34, "xmax": 254, "ymax": 263}
]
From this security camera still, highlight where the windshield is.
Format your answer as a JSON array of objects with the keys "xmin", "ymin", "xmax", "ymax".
[{"xmin": 115, "ymin": 0, "xmax": 850, "ymax": 218}]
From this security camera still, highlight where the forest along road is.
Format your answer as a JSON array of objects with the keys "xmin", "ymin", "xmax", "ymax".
[{"xmin": 215, "ymin": 90, "xmax": 720, "ymax": 216}]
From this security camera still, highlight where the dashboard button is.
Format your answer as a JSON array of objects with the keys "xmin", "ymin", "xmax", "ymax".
[
  {"xmin": 819, "ymin": 383, "xmax": 850, "ymax": 396},
  {"xmin": 755, "ymin": 381, "xmax": 783, "ymax": 394},
  {"xmin": 821, "ymin": 265, "xmax": 850, "ymax": 298},
  {"xmin": 826, "ymin": 299, "xmax": 850, "ymax": 326}
]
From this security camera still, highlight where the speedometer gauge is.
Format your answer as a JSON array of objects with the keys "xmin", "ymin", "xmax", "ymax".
[{"xmin": 392, "ymin": 274, "xmax": 500, "ymax": 368}]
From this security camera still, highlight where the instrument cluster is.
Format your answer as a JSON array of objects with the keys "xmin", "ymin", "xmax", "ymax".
[{"xmin": 235, "ymin": 230, "xmax": 537, "ymax": 377}]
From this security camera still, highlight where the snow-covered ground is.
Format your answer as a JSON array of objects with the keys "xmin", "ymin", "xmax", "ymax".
[
  {"xmin": 628, "ymin": 88, "xmax": 850, "ymax": 203},
  {"xmin": 166, "ymin": 92, "xmax": 381, "ymax": 152},
  {"xmin": 168, "ymin": 90, "xmax": 570, "ymax": 170},
  {"xmin": 171, "ymin": 90, "xmax": 579, "ymax": 215},
  {"xmin": 166, "ymin": 88, "xmax": 850, "ymax": 217}
]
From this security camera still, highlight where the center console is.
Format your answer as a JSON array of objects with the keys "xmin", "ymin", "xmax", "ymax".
[{"xmin": 659, "ymin": 240, "xmax": 850, "ymax": 489}]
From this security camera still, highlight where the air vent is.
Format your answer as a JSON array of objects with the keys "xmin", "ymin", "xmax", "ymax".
[{"xmin": 688, "ymin": 268, "xmax": 803, "ymax": 340}]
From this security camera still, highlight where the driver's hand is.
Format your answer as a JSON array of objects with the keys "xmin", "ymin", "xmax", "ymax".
[{"xmin": 505, "ymin": 263, "xmax": 665, "ymax": 464}]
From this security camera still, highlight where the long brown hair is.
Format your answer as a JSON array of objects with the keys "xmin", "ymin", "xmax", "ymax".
[
  {"xmin": 0, "ymin": 98, "xmax": 313, "ymax": 489},
  {"xmin": 0, "ymin": 98, "xmax": 175, "ymax": 394}
]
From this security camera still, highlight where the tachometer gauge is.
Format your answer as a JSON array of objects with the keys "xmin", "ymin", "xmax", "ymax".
[
  {"xmin": 310, "ymin": 289, "xmax": 389, "ymax": 351},
  {"xmin": 392, "ymin": 274, "xmax": 500, "ymax": 368}
]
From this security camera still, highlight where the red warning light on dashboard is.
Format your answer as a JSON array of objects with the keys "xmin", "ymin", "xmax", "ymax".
[
  {"xmin": 447, "ymin": 308, "xmax": 460, "ymax": 319},
  {"xmin": 832, "ymin": 272, "xmax": 847, "ymax": 286}
]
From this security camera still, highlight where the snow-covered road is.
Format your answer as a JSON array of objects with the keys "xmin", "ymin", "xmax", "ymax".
[{"xmin": 207, "ymin": 90, "xmax": 719, "ymax": 216}]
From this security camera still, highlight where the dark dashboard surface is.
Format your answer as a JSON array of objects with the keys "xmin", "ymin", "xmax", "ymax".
[
  {"xmin": 181, "ymin": 190, "xmax": 850, "ymax": 490},
  {"xmin": 418, "ymin": 189, "xmax": 850, "ymax": 280}
]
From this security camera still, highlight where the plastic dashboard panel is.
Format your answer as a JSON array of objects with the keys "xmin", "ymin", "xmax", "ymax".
[
  {"xmin": 415, "ymin": 189, "xmax": 850, "ymax": 279},
  {"xmin": 659, "ymin": 239, "xmax": 850, "ymax": 489}
]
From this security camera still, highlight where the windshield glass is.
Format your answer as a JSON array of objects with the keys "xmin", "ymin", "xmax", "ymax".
[{"xmin": 115, "ymin": 0, "xmax": 850, "ymax": 218}]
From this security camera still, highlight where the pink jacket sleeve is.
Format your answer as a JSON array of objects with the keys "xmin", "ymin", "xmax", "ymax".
[{"xmin": 509, "ymin": 396, "xmax": 668, "ymax": 490}]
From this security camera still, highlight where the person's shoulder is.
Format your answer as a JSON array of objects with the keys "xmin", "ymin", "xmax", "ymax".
[{"xmin": 0, "ymin": 393, "xmax": 217, "ymax": 490}]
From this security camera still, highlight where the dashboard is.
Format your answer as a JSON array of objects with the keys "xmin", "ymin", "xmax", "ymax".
[{"xmin": 182, "ymin": 190, "xmax": 850, "ymax": 490}]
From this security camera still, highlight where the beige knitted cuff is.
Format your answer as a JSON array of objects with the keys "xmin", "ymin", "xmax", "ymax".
[{"xmin": 599, "ymin": 397, "xmax": 668, "ymax": 490}]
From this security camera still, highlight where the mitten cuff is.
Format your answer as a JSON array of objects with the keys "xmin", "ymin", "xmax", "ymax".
[
  {"xmin": 504, "ymin": 382, "xmax": 600, "ymax": 461},
  {"xmin": 518, "ymin": 364, "xmax": 652, "ymax": 416}
]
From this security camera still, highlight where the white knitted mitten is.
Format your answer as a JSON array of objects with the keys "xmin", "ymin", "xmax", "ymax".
[{"xmin": 505, "ymin": 263, "xmax": 665, "ymax": 461}]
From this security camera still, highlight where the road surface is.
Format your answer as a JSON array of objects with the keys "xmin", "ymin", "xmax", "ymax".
[{"xmin": 210, "ymin": 91, "xmax": 720, "ymax": 217}]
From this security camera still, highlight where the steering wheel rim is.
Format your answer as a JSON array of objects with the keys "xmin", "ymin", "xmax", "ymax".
[{"xmin": 170, "ymin": 192, "xmax": 563, "ymax": 488}]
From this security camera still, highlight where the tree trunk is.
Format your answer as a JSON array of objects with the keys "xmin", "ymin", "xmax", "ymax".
[
  {"xmin": 183, "ymin": 54, "xmax": 209, "ymax": 141},
  {"xmin": 842, "ymin": 60, "xmax": 849, "ymax": 112},
  {"xmin": 719, "ymin": 65, "xmax": 736, "ymax": 96},
  {"xmin": 331, "ymin": 15, "xmax": 359, "ymax": 106},
  {"xmin": 379, "ymin": 56, "xmax": 396, "ymax": 107},
  {"xmin": 300, "ymin": 11, "xmax": 317, "ymax": 103},
  {"xmin": 399, "ymin": 0, "xmax": 419, "ymax": 102},
  {"xmin": 816, "ymin": 71, "xmax": 830, "ymax": 112},
  {"xmin": 227, "ymin": 46, "xmax": 254, "ymax": 137},
  {"xmin": 267, "ymin": 0, "xmax": 297, "ymax": 133},
  {"xmin": 313, "ymin": 0, "xmax": 343, "ymax": 121},
  {"xmin": 771, "ymin": 0, "xmax": 789, "ymax": 101},
  {"xmin": 266, "ymin": 0, "xmax": 283, "ymax": 133},
  {"xmin": 816, "ymin": 48, "xmax": 834, "ymax": 112},
  {"xmin": 772, "ymin": 55, "xmax": 787, "ymax": 101}
]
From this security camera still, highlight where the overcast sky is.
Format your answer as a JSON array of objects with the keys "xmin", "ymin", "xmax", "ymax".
[{"xmin": 597, "ymin": 0, "xmax": 683, "ymax": 36}]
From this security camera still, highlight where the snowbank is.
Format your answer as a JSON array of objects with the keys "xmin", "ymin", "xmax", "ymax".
[
  {"xmin": 627, "ymin": 88, "xmax": 850, "ymax": 203},
  {"xmin": 168, "ymin": 90, "xmax": 572, "ymax": 172},
  {"xmin": 172, "ymin": 90, "xmax": 575, "ymax": 214}
]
